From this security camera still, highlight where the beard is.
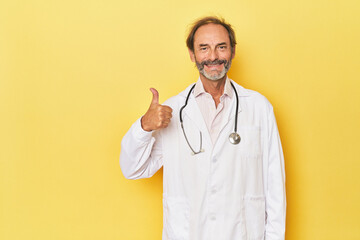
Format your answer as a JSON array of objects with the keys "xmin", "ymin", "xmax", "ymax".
[{"xmin": 195, "ymin": 58, "xmax": 232, "ymax": 81}]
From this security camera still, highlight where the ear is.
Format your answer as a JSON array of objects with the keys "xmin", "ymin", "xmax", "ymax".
[
  {"xmin": 188, "ymin": 48, "xmax": 196, "ymax": 62},
  {"xmin": 231, "ymin": 46, "xmax": 236, "ymax": 60}
]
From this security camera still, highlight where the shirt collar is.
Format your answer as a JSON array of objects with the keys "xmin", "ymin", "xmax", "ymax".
[{"xmin": 193, "ymin": 76, "xmax": 233, "ymax": 98}]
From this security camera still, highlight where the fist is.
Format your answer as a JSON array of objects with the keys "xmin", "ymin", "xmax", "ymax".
[{"xmin": 141, "ymin": 88, "xmax": 173, "ymax": 132}]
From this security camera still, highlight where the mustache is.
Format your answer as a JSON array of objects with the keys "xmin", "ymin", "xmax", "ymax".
[{"xmin": 197, "ymin": 59, "xmax": 228, "ymax": 70}]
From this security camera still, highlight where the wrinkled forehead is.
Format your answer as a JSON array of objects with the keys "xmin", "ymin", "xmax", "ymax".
[{"xmin": 193, "ymin": 24, "xmax": 230, "ymax": 46}]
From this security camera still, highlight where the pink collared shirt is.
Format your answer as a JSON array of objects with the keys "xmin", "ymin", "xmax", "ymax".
[{"xmin": 193, "ymin": 77, "xmax": 233, "ymax": 144}]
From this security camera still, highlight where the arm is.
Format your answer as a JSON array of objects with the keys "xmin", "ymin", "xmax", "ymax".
[
  {"xmin": 120, "ymin": 117, "xmax": 163, "ymax": 179},
  {"xmin": 265, "ymin": 107, "xmax": 287, "ymax": 240},
  {"xmin": 120, "ymin": 88, "xmax": 172, "ymax": 180}
]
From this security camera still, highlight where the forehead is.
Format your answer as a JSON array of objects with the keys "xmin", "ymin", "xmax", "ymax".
[{"xmin": 193, "ymin": 23, "xmax": 230, "ymax": 45}]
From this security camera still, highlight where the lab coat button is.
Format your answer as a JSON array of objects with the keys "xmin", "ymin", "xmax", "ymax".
[
  {"xmin": 211, "ymin": 215, "xmax": 216, "ymax": 221},
  {"xmin": 212, "ymin": 158, "xmax": 217, "ymax": 163}
]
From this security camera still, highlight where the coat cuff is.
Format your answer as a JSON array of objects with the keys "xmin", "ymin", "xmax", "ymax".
[{"xmin": 130, "ymin": 117, "xmax": 154, "ymax": 142}]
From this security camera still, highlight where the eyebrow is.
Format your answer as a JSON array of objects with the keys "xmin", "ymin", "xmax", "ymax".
[
  {"xmin": 216, "ymin": 42, "xmax": 227, "ymax": 46},
  {"xmin": 198, "ymin": 42, "xmax": 227, "ymax": 47}
]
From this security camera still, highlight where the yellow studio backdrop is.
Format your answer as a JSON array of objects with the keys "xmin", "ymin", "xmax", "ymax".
[{"xmin": 0, "ymin": 0, "xmax": 359, "ymax": 239}]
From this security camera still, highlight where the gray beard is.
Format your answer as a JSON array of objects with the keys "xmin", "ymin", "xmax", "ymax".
[{"xmin": 195, "ymin": 59, "xmax": 232, "ymax": 81}]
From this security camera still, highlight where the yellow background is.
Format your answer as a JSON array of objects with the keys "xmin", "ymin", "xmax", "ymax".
[{"xmin": 1, "ymin": 0, "xmax": 359, "ymax": 239}]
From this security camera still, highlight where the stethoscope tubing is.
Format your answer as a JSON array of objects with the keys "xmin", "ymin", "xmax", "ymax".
[
  {"xmin": 231, "ymin": 82, "xmax": 239, "ymax": 133},
  {"xmin": 179, "ymin": 81, "xmax": 240, "ymax": 154}
]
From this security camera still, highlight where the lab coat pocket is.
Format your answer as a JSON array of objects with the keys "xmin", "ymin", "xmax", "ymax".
[
  {"xmin": 243, "ymin": 196, "xmax": 265, "ymax": 240},
  {"xmin": 238, "ymin": 126, "xmax": 261, "ymax": 158},
  {"xmin": 163, "ymin": 195, "xmax": 190, "ymax": 240}
]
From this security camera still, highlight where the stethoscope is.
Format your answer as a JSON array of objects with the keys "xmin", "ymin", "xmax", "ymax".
[{"xmin": 179, "ymin": 82, "xmax": 241, "ymax": 155}]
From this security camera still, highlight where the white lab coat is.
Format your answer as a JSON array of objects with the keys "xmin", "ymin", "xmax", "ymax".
[{"xmin": 120, "ymin": 79, "xmax": 286, "ymax": 240}]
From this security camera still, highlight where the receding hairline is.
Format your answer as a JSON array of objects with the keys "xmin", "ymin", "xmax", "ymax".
[
  {"xmin": 186, "ymin": 16, "xmax": 236, "ymax": 52},
  {"xmin": 193, "ymin": 23, "xmax": 230, "ymax": 41}
]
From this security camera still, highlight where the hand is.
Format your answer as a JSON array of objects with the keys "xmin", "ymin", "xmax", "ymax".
[{"xmin": 141, "ymin": 88, "xmax": 173, "ymax": 132}]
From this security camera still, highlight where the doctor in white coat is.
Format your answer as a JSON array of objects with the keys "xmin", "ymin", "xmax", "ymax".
[{"xmin": 120, "ymin": 16, "xmax": 286, "ymax": 240}]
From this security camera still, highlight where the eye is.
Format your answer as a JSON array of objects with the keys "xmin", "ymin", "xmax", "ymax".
[
  {"xmin": 218, "ymin": 45, "xmax": 226, "ymax": 50},
  {"xmin": 200, "ymin": 47, "xmax": 207, "ymax": 51}
]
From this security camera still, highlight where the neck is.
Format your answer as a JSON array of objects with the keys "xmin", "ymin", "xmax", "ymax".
[{"xmin": 199, "ymin": 74, "xmax": 227, "ymax": 107}]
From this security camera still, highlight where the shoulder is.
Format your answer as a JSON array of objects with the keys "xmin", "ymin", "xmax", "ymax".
[{"xmin": 230, "ymin": 80, "xmax": 273, "ymax": 113}]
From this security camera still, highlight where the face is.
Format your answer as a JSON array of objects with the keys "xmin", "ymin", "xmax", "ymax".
[{"xmin": 189, "ymin": 24, "xmax": 235, "ymax": 81}]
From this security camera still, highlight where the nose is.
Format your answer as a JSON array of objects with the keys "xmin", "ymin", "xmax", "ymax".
[{"xmin": 208, "ymin": 49, "xmax": 219, "ymax": 61}]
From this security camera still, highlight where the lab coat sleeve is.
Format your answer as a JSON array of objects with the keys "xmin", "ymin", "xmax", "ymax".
[
  {"xmin": 265, "ymin": 107, "xmax": 286, "ymax": 240},
  {"xmin": 120, "ymin": 117, "xmax": 163, "ymax": 180}
]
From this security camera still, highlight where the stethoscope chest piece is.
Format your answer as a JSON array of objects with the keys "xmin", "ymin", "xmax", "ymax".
[{"xmin": 229, "ymin": 132, "xmax": 241, "ymax": 145}]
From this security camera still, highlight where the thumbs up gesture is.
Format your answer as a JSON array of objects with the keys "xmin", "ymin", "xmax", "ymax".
[{"xmin": 141, "ymin": 88, "xmax": 173, "ymax": 132}]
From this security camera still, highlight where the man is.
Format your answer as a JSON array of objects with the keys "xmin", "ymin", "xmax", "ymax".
[{"xmin": 120, "ymin": 16, "xmax": 286, "ymax": 240}]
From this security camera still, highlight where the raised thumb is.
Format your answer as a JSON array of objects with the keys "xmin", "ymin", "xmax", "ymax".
[{"xmin": 150, "ymin": 88, "xmax": 159, "ymax": 105}]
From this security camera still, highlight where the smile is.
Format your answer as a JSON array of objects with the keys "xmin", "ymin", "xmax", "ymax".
[{"xmin": 205, "ymin": 63, "xmax": 224, "ymax": 70}]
